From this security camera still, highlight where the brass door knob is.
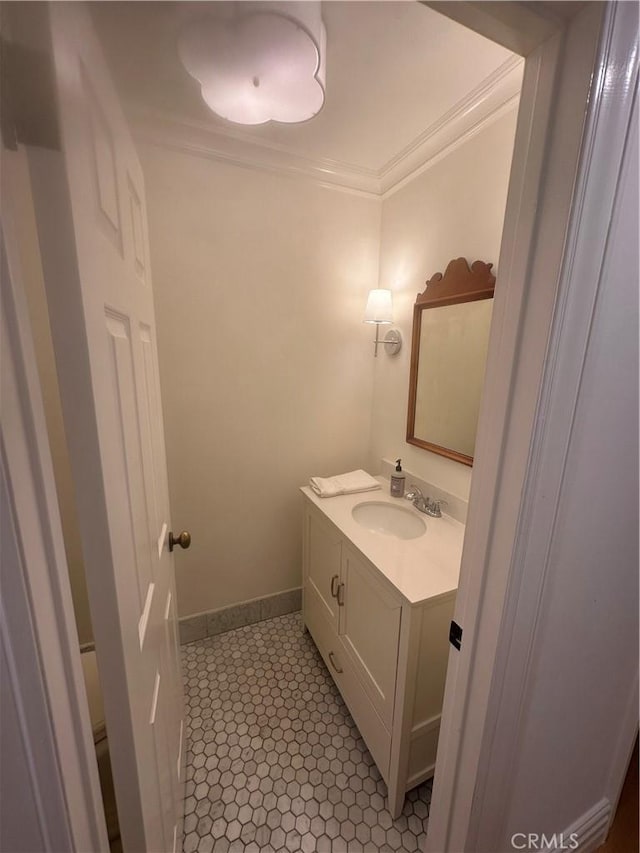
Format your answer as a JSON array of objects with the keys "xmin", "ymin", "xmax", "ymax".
[{"xmin": 169, "ymin": 530, "xmax": 191, "ymax": 552}]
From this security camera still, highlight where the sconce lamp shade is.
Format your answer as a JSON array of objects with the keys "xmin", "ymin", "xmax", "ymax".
[{"xmin": 364, "ymin": 289, "xmax": 393, "ymax": 324}]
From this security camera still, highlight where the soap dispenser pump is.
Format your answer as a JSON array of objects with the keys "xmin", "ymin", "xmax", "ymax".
[{"xmin": 390, "ymin": 458, "xmax": 405, "ymax": 497}]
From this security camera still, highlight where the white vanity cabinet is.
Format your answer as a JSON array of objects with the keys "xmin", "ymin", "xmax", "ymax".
[{"xmin": 301, "ymin": 495, "xmax": 457, "ymax": 818}]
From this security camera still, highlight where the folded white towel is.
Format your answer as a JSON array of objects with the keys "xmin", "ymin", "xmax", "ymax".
[{"xmin": 309, "ymin": 469, "xmax": 381, "ymax": 499}]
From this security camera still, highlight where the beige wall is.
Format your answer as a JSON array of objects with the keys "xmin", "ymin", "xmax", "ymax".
[
  {"xmin": 141, "ymin": 107, "xmax": 517, "ymax": 619},
  {"xmin": 369, "ymin": 108, "xmax": 518, "ymax": 501},
  {"xmin": 141, "ymin": 147, "xmax": 381, "ymax": 617},
  {"xmin": 6, "ymin": 78, "xmax": 519, "ymax": 628}
]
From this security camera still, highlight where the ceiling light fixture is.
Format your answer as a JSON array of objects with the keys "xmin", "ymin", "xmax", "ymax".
[{"xmin": 178, "ymin": 2, "xmax": 326, "ymax": 126}]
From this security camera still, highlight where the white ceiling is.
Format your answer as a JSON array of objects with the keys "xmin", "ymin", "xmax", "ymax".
[{"xmin": 92, "ymin": 2, "xmax": 521, "ymax": 195}]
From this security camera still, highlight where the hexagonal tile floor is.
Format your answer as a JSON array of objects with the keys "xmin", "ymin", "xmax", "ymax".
[{"xmin": 181, "ymin": 611, "xmax": 432, "ymax": 852}]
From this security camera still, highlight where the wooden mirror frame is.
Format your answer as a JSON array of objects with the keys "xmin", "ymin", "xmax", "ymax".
[{"xmin": 406, "ymin": 258, "xmax": 496, "ymax": 466}]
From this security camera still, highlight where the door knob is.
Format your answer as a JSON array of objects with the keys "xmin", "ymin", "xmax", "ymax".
[{"xmin": 169, "ymin": 530, "xmax": 191, "ymax": 552}]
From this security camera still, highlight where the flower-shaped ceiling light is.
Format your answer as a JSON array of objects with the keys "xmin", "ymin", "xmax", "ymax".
[{"xmin": 178, "ymin": 2, "xmax": 326, "ymax": 126}]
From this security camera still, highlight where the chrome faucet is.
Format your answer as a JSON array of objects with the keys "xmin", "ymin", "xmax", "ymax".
[
  {"xmin": 405, "ymin": 485, "xmax": 448, "ymax": 517},
  {"xmin": 425, "ymin": 498, "xmax": 448, "ymax": 518},
  {"xmin": 404, "ymin": 485, "xmax": 429, "ymax": 514}
]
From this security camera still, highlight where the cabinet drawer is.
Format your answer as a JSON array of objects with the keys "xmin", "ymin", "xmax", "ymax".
[{"xmin": 304, "ymin": 587, "xmax": 391, "ymax": 783}]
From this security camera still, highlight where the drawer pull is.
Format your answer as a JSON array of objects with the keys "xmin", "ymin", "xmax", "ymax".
[
  {"xmin": 337, "ymin": 582, "xmax": 345, "ymax": 606},
  {"xmin": 328, "ymin": 651, "xmax": 343, "ymax": 674},
  {"xmin": 330, "ymin": 574, "xmax": 339, "ymax": 598}
]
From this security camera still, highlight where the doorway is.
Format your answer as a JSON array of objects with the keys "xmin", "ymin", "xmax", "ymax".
[{"xmin": 2, "ymin": 3, "xmax": 636, "ymax": 849}]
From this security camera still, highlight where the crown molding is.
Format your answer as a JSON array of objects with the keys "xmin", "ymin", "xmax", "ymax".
[
  {"xmin": 381, "ymin": 93, "xmax": 520, "ymax": 201},
  {"xmin": 129, "ymin": 56, "xmax": 523, "ymax": 197},
  {"xmin": 131, "ymin": 107, "xmax": 382, "ymax": 196},
  {"xmin": 379, "ymin": 55, "xmax": 523, "ymax": 193}
]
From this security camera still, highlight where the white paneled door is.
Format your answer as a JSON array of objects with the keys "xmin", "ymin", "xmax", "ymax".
[{"xmin": 29, "ymin": 4, "xmax": 185, "ymax": 850}]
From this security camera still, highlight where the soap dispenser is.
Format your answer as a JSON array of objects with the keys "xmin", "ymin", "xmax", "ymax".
[{"xmin": 390, "ymin": 459, "xmax": 405, "ymax": 497}]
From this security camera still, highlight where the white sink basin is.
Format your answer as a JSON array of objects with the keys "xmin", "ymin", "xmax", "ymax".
[{"xmin": 352, "ymin": 501, "xmax": 426, "ymax": 540}]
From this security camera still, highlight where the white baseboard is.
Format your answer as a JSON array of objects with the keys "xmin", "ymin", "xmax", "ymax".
[{"xmin": 551, "ymin": 798, "xmax": 611, "ymax": 852}]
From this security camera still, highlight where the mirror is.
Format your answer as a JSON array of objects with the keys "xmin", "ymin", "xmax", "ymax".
[{"xmin": 406, "ymin": 258, "xmax": 495, "ymax": 466}]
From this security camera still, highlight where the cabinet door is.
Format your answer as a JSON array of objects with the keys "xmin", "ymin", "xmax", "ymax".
[
  {"xmin": 339, "ymin": 545, "xmax": 402, "ymax": 728},
  {"xmin": 304, "ymin": 509, "xmax": 341, "ymax": 629}
]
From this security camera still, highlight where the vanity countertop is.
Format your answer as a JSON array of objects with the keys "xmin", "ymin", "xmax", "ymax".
[{"xmin": 300, "ymin": 476, "xmax": 464, "ymax": 606}]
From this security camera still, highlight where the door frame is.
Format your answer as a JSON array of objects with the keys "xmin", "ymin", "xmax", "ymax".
[
  {"xmin": 1, "ymin": 151, "xmax": 108, "ymax": 852},
  {"xmin": 1, "ymin": 1, "xmax": 635, "ymax": 849},
  {"xmin": 424, "ymin": 2, "xmax": 638, "ymax": 850}
]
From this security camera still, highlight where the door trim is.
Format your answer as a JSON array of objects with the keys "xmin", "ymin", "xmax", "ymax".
[
  {"xmin": 1, "ymin": 153, "xmax": 108, "ymax": 852},
  {"xmin": 469, "ymin": 7, "xmax": 638, "ymax": 848},
  {"xmin": 426, "ymin": 2, "xmax": 638, "ymax": 850}
]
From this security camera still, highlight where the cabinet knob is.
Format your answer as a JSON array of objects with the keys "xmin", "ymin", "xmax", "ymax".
[{"xmin": 337, "ymin": 583, "xmax": 345, "ymax": 607}]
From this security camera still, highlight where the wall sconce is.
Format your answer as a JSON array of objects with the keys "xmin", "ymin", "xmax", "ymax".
[{"xmin": 363, "ymin": 289, "xmax": 402, "ymax": 357}]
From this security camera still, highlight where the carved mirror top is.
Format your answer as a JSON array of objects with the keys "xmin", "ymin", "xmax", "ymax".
[{"xmin": 416, "ymin": 257, "xmax": 495, "ymax": 308}]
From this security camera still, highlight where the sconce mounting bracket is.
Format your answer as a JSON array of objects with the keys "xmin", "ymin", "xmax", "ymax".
[{"xmin": 383, "ymin": 329, "xmax": 402, "ymax": 356}]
